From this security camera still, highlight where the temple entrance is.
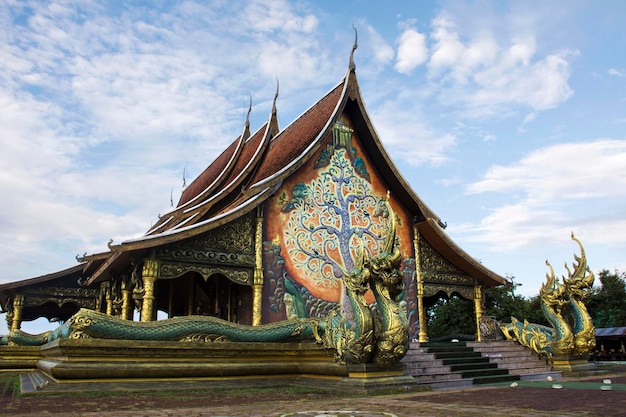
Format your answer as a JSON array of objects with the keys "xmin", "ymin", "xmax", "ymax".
[
  {"xmin": 426, "ymin": 291, "xmax": 476, "ymax": 340},
  {"xmin": 154, "ymin": 273, "xmax": 252, "ymax": 324},
  {"xmin": 194, "ymin": 274, "xmax": 253, "ymax": 325}
]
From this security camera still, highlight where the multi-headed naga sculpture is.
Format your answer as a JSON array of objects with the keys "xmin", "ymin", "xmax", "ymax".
[{"xmin": 500, "ymin": 233, "xmax": 595, "ymax": 358}]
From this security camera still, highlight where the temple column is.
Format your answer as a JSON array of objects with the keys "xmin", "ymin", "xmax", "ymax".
[
  {"xmin": 121, "ymin": 277, "xmax": 133, "ymax": 320},
  {"xmin": 474, "ymin": 283, "xmax": 483, "ymax": 342},
  {"xmin": 168, "ymin": 279, "xmax": 174, "ymax": 318},
  {"xmin": 121, "ymin": 289, "xmax": 133, "ymax": 320},
  {"xmin": 413, "ymin": 226, "xmax": 428, "ymax": 343},
  {"xmin": 10, "ymin": 294, "xmax": 24, "ymax": 331},
  {"xmin": 105, "ymin": 283, "xmax": 114, "ymax": 316},
  {"xmin": 252, "ymin": 206, "xmax": 264, "ymax": 326},
  {"xmin": 141, "ymin": 258, "xmax": 159, "ymax": 322}
]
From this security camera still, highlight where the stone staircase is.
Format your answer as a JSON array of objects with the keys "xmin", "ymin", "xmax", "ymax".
[
  {"xmin": 402, "ymin": 340, "xmax": 560, "ymax": 389},
  {"xmin": 467, "ymin": 340, "xmax": 561, "ymax": 381}
]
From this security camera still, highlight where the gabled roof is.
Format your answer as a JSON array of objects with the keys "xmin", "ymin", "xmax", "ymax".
[
  {"xmin": 78, "ymin": 55, "xmax": 506, "ymax": 288},
  {"xmin": 0, "ymin": 263, "xmax": 86, "ymax": 293},
  {"xmin": 108, "ymin": 75, "xmax": 349, "ymax": 253},
  {"xmin": 0, "ymin": 263, "xmax": 91, "ymax": 314}
]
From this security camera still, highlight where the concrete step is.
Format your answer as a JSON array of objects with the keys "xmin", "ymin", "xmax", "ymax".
[
  {"xmin": 403, "ymin": 340, "xmax": 561, "ymax": 389},
  {"xmin": 461, "ymin": 367, "xmax": 510, "ymax": 379},
  {"xmin": 473, "ymin": 373, "xmax": 519, "ymax": 385},
  {"xmin": 441, "ymin": 356, "xmax": 489, "ymax": 365},
  {"xmin": 449, "ymin": 362, "xmax": 498, "ymax": 372},
  {"xmin": 20, "ymin": 370, "xmax": 55, "ymax": 393},
  {"xmin": 469, "ymin": 340, "xmax": 562, "ymax": 382}
]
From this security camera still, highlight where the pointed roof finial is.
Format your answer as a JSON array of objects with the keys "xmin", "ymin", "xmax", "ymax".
[
  {"xmin": 272, "ymin": 78, "xmax": 279, "ymax": 116},
  {"xmin": 245, "ymin": 94, "xmax": 252, "ymax": 130},
  {"xmin": 349, "ymin": 25, "xmax": 358, "ymax": 72}
]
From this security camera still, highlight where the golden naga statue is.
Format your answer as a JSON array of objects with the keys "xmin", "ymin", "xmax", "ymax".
[{"xmin": 501, "ymin": 233, "xmax": 596, "ymax": 358}]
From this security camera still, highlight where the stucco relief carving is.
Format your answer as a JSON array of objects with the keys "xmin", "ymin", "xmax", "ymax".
[
  {"xmin": 160, "ymin": 262, "xmax": 252, "ymax": 285},
  {"xmin": 157, "ymin": 214, "xmax": 255, "ymax": 262},
  {"xmin": 419, "ymin": 233, "xmax": 474, "ymax": 298}
]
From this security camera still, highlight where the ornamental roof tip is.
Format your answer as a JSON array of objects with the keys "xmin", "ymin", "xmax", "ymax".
[
  {"xmin": 272, "ymin": 78, "xmax": 279, "ymax": 116},
  {"xmin": 349, "ymin": 25, "xmax": 358, "ymax": 72},
  {"xmin": 245, "ymin": 94, "xmax": 252, "ymax": 130}
]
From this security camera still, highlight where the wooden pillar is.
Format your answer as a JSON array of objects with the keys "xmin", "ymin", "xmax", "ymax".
[
  {"xmin": 187, "ymin": 276, "xmax": 195, "ymax": 316},
  {"xmin": 168, "ymin": 279, "xmax": 174, "ymax": 318},
  {"xmin": 141, "ymin": 258, "xmax": 158, "ymax": 322},
  {"xmin": 413, "ymin": 226, "xmax": 428, "ymax": 343},
  {"xmin": 105, "ymin": 283, "xmax": 113, "ymax": 316},
  {"xmin": 474, "ymin": 283, "xmax": 483, "ymax": 342},
  {"xmin": 10, "ymin": 294, "xmax": 24, "ymax": 331},
  {"xmin": 121, "ymin": 276, "xmax": 133, "ymax": 321},
  {"xmin": 252, "ymin": 206, "xmax": 264, "ymax": 326},
  {"xmin": 121, "ymin": 289, "xmax": 133, "ymax": 320}
]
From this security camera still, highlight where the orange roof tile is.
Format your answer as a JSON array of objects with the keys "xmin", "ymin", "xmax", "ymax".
[
  {"xmin": 178, "ymin": 135, "xmax": 242, "ymax": 206},
  {"xmin": 246, "ymin": 81, "xmax": 344, "ymax": 189}
]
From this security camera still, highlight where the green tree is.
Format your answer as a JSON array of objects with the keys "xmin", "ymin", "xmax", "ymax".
[
  {"xmin": 587, "ymin": 269, "xmax": 626, "ymax": 328},
  {"xmin": 426, "ymin": 277, "xmax": 546, "ymax": 339},
  {"xmin": 427, "ymin": 296, "xmax": 474, "ymax": 339},
  {"xmin": 525, "ymin": 295, "xmax": 549, "ymax": 327},
  {"xmin": 483, "ymin": 278, "xmax": 535, "ymax": 323}
]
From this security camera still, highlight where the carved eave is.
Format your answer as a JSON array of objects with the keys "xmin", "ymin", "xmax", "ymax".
[
  {"xmin": 180, "ymin": 101, "xmax": 253, "ymax": 208},
  {"xmin": 87, "ymin": 107, "xmax": 278, "ymax": 284},
  {"xmin": 0, "ymin": 263, "xmax": 91, "ymax": 315},
  {"xmin": 417, "ymin": 218, "xmax": 507, "ymax": 288},
  {"xmin": 85, "ymin": 185, "xmax": 273, "ymax": 285},
  {"xmin": 148, "ymin": 92, "xmax": 279, "ymax": 237},
  {"xmin": 0, "ymin": 264, "xmax": 87, "ymax": 294},
  {"xmin": 80, "ymin": 251, "xmax": 110, "ymax": 278},
  {"xmin": 148, "ymin": 131, "xmax": 254, "ymax": 235},
  {"xmin": 163, "ymin": 126, "xmax": 271, "ymax": 234}
]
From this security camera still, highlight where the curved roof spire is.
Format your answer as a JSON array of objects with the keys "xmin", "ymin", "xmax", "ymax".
[
  {"xmin": 245, "ymin": 94, "xmax": 252, "ymax": 131},
  {"xmin": 272, "ymin": 78, "xmax": 279, "ymax": 116},
  {"xmin": 349, "ymin": 25, "xmax": 358, "ymax": 72}
]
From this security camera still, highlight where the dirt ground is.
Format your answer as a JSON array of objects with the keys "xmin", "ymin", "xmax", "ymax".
[
  {"xmin": 2, "ymin": 373, "xmax": 626, "ymax": 417},
  {"xmin": 423, "ymin": 375, "xmax": 626, "ymax": 417}
]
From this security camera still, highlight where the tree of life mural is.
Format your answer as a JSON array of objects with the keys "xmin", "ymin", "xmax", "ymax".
[{"xmin": 281, "ymin": 148, "xmax": 390, "ymax": 297}]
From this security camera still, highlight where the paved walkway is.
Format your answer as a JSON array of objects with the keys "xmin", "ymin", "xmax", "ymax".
[
  {"xmin": 7, "ymin": 368, "xmax": 626, "ymax": 417},
  {"xmin": 7, "ymin": 383, "xmax": 621, "ymax": 417}
]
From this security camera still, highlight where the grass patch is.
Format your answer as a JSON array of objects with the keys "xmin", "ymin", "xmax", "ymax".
[{"xmin": 0, "ymin": 373, "xmax": 20, "ymax": 397}]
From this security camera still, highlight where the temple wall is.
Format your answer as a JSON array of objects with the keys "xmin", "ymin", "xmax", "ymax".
[{"xmin": 261, "ymin": 114, "xmax": 417, "ymax": 337}]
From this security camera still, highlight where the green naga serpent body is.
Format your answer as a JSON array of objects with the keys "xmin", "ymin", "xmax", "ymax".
[
  {"xmin": 368, "ymin": 199, "xmax": 408, "ymax": 367},
  {"xmin": 64, "ymin": 310, "xmax": 319, "ymax": 343},
  {"xmin": 501, "ymin": 234, "xmax": 595, "ymax": 358},
  {"xmin": 2, "ymin": 196, "xmax": 409, "ymax": 369},
  {"xmin": 317, "ymin": 238, "xmax": 375, "ymax": 365}
]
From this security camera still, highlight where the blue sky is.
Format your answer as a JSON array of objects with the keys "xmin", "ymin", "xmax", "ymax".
[{"xmin": 1, "ymin": 0, "xmax": 626, "ymax": 334}]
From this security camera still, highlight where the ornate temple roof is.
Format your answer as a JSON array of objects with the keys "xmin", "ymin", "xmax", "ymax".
[{"xmin": 2, "ymin": 48, "xmax": 507, "ymax": 291}]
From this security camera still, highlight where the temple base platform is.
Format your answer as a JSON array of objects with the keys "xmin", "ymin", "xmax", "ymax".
[
  {"xmin": 2, "ymin": 338, "xmax": 416, "ymax": 394},
  {"xmin": 552, "ymin": 355, "xmax": 598, "ymax": 376},
  {"xmin": 0, "ymin": 346, "xmax": 41, "ymax": 371}
]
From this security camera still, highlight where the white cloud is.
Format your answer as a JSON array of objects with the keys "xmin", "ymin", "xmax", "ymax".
[
  {"xmin": 424, "ymin": 11, "xmax": 576, "ymax": 118},
  {"xmin": 371, "ymin": 96, "xmax": 457, "ymax": 167},
  {"xmin": 608, "ymin": 68, "xmax": 625, "ymax": 77},
  {"xmin": 394, "ymin": 27, "xmax": 428, "ymax": 74},
  {"xmin": 463, "ymin": 139, "xmax": 626, "ymax": 250},
  {"xmin": 428, "ymin": 14, "xmax": 465, "ymax": 72},
  {"xmin": 367, "ymin": 25, "xmax": 394, "ymax": 66},
  {"xmin": 243, "ymin": 0, "xmax": 318, "ymax": 34}
]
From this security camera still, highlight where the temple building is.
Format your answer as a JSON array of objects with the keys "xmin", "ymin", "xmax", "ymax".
[{"xmin": 0, "ymin": 48, "xmax": 507, "ymax": 347}]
